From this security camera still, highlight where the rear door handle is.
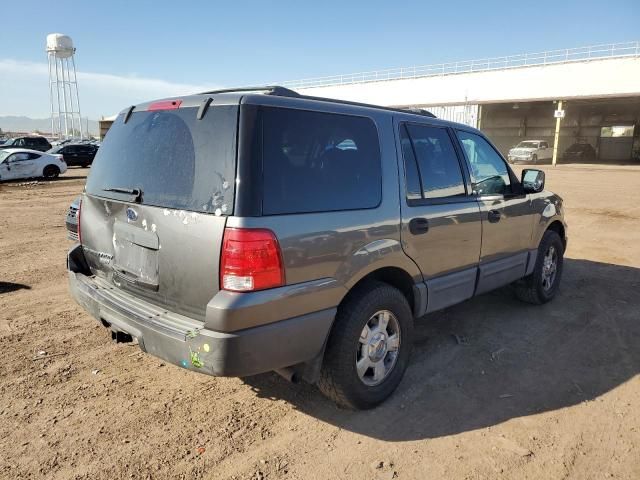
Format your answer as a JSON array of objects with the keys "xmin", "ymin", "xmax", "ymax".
[
  {"xmin": 488, "ymin": 210, "xmax": 501, "ymax": 223},
  {"xmin": 409, "ymin": 217, "xmax": 429, "ymax": 235}
]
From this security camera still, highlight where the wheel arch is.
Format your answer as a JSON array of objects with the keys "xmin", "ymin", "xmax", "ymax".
[
  {"xmin": 546, "ymin": 220, "xmax": 567, "ymax": 252},
  {"xmin": 341, "ymin": 266, "xmax": 420, "ymax": 317},
  {"xmin": 301, "ymin": 265, "xmax": 423, "ymax": 384}
]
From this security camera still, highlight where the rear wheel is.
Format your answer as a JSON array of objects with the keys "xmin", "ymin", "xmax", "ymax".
[
  {"xmin": 514, "ymin": 230, "xmax": 564, "ymax": 304},
  {"xmin": 43, "ymin": 165, "xmax": 60, "ymax": 179},
  {"xmin": 318, "ymin": 281, "xmax": 414, "ymax": 409}
]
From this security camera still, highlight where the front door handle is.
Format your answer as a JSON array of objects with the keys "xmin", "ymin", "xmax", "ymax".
[
  {"xmin": 409, "ymin": 217, "xmax": 429, "ymax": 235},
  {"xmin": 488, "ymin": 210, "xmax": 501, "ymax": 223}
]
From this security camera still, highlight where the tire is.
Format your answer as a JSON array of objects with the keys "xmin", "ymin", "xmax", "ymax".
[
  {"xmin": 43, "ymin": 165, "xmax": 60, "ymax": 179},
  {"xmin": 514, "ymin": 230, "xmax": 564, "ymax": 304},
  {"xmin": 531, "ymin": 154, "xmax": 538, "ymax": 164},
  {"xmin": 318, "ymin": 281, "xmax": 414, "ymax": 409}
]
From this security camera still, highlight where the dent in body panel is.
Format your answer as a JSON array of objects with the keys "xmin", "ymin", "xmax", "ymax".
[
  {"xmin": 80, "ymin": 194, "xmax": 226, "ymax": 321},
  {"xmin": 340, "ymin": 237, "xmax": 423, "ymax": 287}
]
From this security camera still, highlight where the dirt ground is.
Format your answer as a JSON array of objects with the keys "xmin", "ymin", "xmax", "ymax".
[{"xmin": 1, "ymin": 164, "xmax": 639, "ymax": 480}]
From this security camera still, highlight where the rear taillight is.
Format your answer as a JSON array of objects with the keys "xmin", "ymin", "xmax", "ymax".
[
  {"xmin": 77, "ymin": 198, "xmax": 82, "ymax": 245},
  {"xmin": 220, "ymin": 228, "xmax": 284, "ymax": 292}
]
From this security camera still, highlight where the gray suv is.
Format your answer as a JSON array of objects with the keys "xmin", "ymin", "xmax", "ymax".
[{"xmin": 68, "ymin": 86, "xmax": 567, "ymax": 409}]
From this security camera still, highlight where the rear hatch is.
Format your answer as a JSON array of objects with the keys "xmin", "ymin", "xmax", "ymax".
[{"xmin": 81, "ymin": 99, "xmax": 238, "ymax": 320}]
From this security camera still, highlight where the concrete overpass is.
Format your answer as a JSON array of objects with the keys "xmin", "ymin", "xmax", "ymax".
[{"xmin": 287, "ymin": 42, "xmax": 640, "ymax": 163}]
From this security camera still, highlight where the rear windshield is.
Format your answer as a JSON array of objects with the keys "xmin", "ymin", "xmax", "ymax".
[
  {"xmin": 261, "ymin": 107, "xmax": 382, "ymax": 215},
  {"xmin": 85, "ymin": 105, "xmax": 237, "ymax": 214}
]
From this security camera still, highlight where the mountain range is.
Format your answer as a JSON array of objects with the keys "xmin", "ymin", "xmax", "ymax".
[{"xmin": 0, "ymin": 116, "xmax": 99, "ymax": 136}]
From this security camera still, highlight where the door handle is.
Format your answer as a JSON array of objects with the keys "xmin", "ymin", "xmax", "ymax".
[
  {"xmin": 488, "ymin": 210, "xmax": 501, "ymax": 223},
  {"xmin": 409, "ymin": 217, "xmax": 429, "ymax": 235}
]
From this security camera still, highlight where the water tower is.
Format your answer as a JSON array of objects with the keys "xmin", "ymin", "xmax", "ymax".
[{"xmin": 46, "ymin": 33, "xmax": 84, "ymax": 139}]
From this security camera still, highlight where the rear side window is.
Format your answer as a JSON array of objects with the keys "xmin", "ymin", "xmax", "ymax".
[
  {"xmin": 400, "ymin": 123, "xmax": 466, "ymax": 200},
  {"xmin": 85, "ymin": 106, "xmax": 237, "ymax": 214},
  {"xmin": 261, "ymin": 107, "xmax": 381, "ymax": 215}
]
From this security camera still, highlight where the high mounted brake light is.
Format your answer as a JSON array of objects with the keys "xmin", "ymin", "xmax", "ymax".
[
  {"xmin": 147, "ymin": 99, "xmax": 182, "ymax": 111},
  {"xmin": 220, "ymin": 228, "xmax": 284, "ymax": 292}
]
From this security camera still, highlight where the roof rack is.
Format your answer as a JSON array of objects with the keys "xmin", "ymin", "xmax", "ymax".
[
  {"xmin": 399, "ymin": 107, "xmax": 437, "ymax": 118},
  {"xmin": 198, "ymin": 85, "xmax": 300, "ymax": 97},
  {"xmin": 293, "ymin": 93, "xmax": 439, "ymax": 119},
  {"xmin": 199, "ymin": 85, "xmax": 438, "ymax": 119}
]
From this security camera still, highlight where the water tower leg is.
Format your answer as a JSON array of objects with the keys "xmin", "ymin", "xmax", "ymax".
[
  {"xmin": 47, "ymin": 55, "xmax": 56, "ymax": 138},
  {"xmin": 71, "ymin": 56, "xmax": 83, "ymax": 140}
]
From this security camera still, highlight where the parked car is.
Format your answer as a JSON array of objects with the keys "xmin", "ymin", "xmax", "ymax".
[
  {"xmin": 49, "ymin": 143, "xmax": 99, "ymax": 167},
  {"xmin": 563, "ymin": 143, "xmax": 596, "ymax": 162},
  {"xmin": 66, "ymin": 196, "xmax": 81, "ymax": 241},
  {"xmin": 508, "ymin": 140, "xmax": 552, "ymax": 164},
  {"xmin": 67, "ymin": 87, "xmax": 567, "ymax": 409},
  {"xmin": 0, "ymin": 148, "xmax": 67, "ymax": 181},
  {"xmin": 0, "ymin": 136, "xmax": 52, "ymax": 152}
]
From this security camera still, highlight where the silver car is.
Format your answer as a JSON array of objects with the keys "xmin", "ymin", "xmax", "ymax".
[{"xmin": 508, "ymin": 140, "xmax": 552, "ymax": 163}]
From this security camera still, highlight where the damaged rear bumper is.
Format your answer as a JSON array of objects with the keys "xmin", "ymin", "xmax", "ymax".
[{"xmin": 67, "ymin": 244, "xmax": 335, "ymax": 378}]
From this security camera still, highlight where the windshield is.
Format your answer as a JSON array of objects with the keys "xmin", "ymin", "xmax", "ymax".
[
  {"xmin": 48, "ymin": 146, "xmax": 63, "ymax": 154},
  {"xmin": 0, "ymin": 151, "xmax": 12, "ymax": 162},
  {"xmin": 2, "ymin": 138, "xmax": 15, "ymax": 146},
  {"xmin": 85, "ymin": 105, "xmax": 237, "ymax": 214},
  {"xmin": 516, "ymin": 141, "xmax": 539, "ymax": 148}
]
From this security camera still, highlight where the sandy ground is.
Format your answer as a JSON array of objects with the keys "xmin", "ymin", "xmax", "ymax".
[{"xmin": 0, "ymin": 165, "xmax": 639, "ymax": 480}]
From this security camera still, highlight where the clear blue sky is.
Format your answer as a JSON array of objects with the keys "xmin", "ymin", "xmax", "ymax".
[{"xmin": 1, "ymin": 0, "xmax": 638, "ymax": 118}]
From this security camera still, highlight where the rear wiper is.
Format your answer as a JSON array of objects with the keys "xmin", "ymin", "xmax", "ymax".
[{"xmin": 102, "ymin": 186, "xmax": 143, "ymax": 202}]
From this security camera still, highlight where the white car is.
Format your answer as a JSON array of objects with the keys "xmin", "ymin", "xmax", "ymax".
[
  {"xmin": 508, "ymin": 140, "xmax": 552, "ymax": 164},
  {"xmin": 0, "ymin": 148, "xmax": 67, "ymax": 181}
]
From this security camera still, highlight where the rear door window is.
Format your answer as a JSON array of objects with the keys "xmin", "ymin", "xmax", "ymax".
[
  {"xmin": 85, "ymin": 105, "xmax": 237, "ymax": 214},
  {"xmin": 400, "ymin": 123, "xmax": 466, "ymax": 200},
  {"xmin": 261, "ymin": 107, "xmax": 382, "ymax": 215}
]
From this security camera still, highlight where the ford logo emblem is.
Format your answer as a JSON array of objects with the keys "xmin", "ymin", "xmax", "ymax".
[{"xmin": 126, "ymin": 207, "xmax": 138, "ymax": 221}]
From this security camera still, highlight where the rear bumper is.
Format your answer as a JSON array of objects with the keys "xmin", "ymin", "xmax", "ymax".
[{"xmin": 67, "ymin": 245, "xmax": 335, "ymax": 378}]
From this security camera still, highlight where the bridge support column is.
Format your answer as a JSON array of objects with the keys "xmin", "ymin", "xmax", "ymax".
[{"xmin": 552, "ymin": 100, "xmax": 563, "ymax": 166}]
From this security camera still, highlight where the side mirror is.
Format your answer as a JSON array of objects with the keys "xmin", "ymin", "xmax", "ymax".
[{"xmin": 522, "ymin": 169, "xmax": 545, "ymax": 193}]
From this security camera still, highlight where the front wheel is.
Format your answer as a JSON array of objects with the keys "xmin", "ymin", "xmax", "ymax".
[
  {"xmin": 43, "ymin": 165, "xmax": 60, "ymax": 179},
  {"xmin": 514, "ymin": 230, "xmax": 564, "ymax": 304},
  {"xmin": 318, "ymin": 281, "xmax": 414, "ymax": 409}
]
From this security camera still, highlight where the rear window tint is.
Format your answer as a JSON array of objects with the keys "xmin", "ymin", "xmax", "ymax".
[
  {"xmin": 85, "ymin": 106, "xmax": 237, "ymax": 214},
  {"xmin": 261, "ymin": 107, "xmax": 381, "ymax": 215}
]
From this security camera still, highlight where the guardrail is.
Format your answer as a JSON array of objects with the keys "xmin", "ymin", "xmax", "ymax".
[{"xmin": 279, "ymin": 41, "xmax": 640, "ymax": 89}]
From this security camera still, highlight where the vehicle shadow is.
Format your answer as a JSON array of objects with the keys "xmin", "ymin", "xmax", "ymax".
[
  {"xmin": 0, "ymin": 282, "xmax": 31, "ymax": 294},
  {"xmin": 242, "ymin": 258, "xmax": 640, "ymax": 441},
  {"xmin": 0, "ymin": 176, "xmax": 87, "ymax": 184}
]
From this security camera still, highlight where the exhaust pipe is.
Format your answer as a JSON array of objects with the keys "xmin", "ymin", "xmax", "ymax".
[{"xmin": 275, "ymin": 367, "xmax": 300, "ymax": 383}]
